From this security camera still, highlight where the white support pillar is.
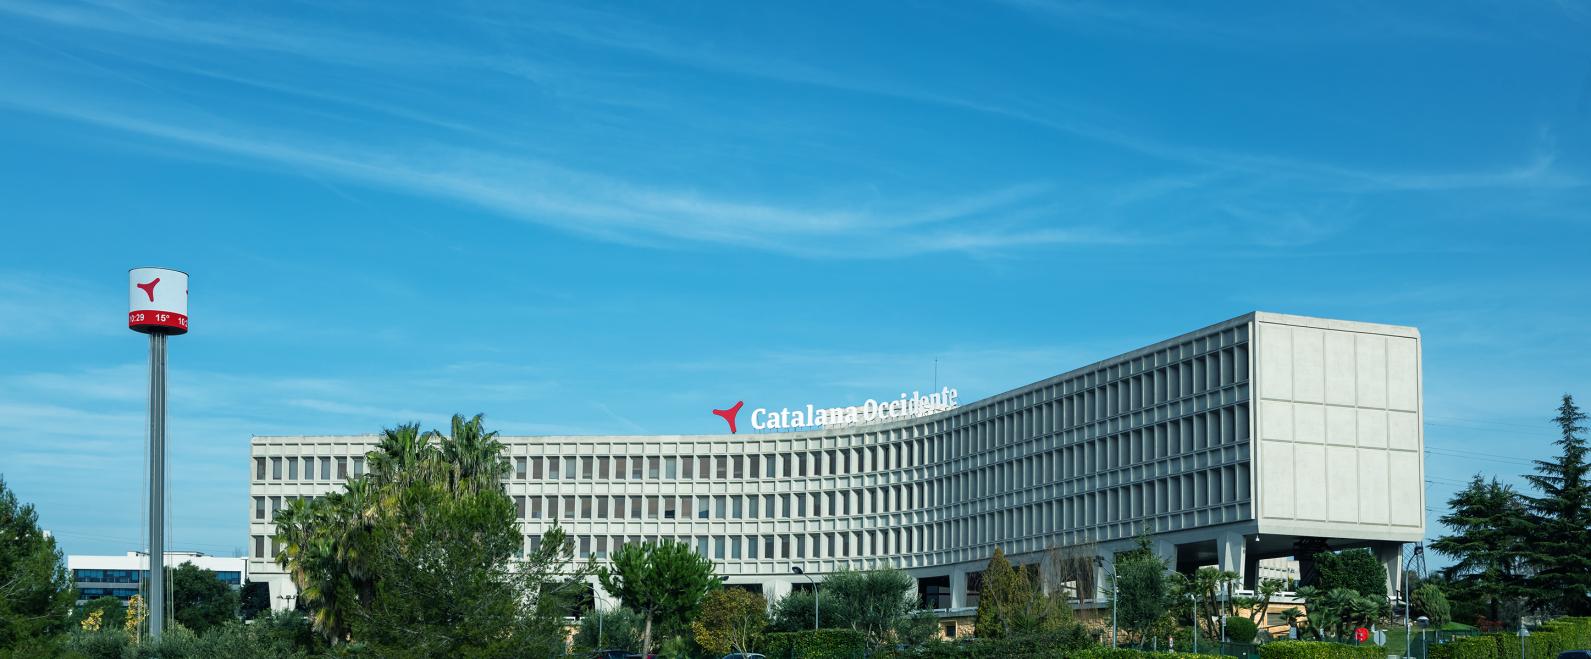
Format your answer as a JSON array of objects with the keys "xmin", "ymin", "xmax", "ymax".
[
  {"xmin": 950, "ymin": 566, "xmax": 969, "ymax": 609},
  {"xmin": 1217, "ymin": 532, "xmax": 1247, "ymax": 585},
  {"xmin": 765, "ymin": 579, "xmax": 793, "ymax": 610},
  {"xmin": 1375, "ymin": 542, "xmax": 1404, "ymax": 599}
]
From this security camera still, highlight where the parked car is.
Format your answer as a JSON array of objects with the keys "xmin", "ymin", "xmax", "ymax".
[
  {"xmin": 1556, "ymin": 651, "xmax": 1591, "ymax": 659},
  {"xmin": 721, "ymin": 654, "xmax": 765, "ymax": 659},
  {"xmin": 591, "ymin": 650, "xmax": 629, "ymax": 659}
]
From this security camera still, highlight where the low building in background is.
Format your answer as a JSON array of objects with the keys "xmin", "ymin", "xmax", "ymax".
[
  {"xmin": 68, "ymin": 551, "xmax": 246, "ymax": 604},
  {"xmin": 248, "ymin": 311, "xmax": 1424, "ymax": 619}
]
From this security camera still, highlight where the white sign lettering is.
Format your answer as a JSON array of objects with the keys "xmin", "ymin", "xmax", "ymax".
[{"xmin": 749, "ymin": 387, "xmax": 959, "ymax": 431}]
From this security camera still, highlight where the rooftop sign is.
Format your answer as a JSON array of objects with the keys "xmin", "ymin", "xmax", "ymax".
[{"xmin": 712, "ymin": 387, "xmax": 960, "ymax": 434}]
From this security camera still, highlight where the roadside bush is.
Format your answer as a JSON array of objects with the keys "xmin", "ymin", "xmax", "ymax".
[
  {"xmin": 64, "ymin": 630, "xmax": 131, "ymax": 659},
  {"xmin": 1429, "ymin": 635, "xmax": 1499, "ymax": 659},
  {"xmin": 1257, "ymin": 640, "xmax": 1384, "ymax": 659},
  {"xmin": 1227, "ymin": 617, "xmax": 1259, "ymax": 644},
  {"xmin": 1543, "ymin": 618, "xmax": 1591, "ymax": 650},
  {"xmin": 1488, "ymin": 630, "xmax": 1566, "ymax": 659},
  {"xmin": 763, "ymin": 629, "xmax": 867, "ymax": 658}
]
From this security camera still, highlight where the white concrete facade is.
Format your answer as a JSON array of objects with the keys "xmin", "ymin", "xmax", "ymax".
[{"xmin": 247, "ymin": 312, "xmax": 1423, "ymax": 612}]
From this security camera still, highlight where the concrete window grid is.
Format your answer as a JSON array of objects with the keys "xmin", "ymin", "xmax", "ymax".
[{"xmin": 252, "ymin": 333, "xmax": 1248, "ymax": 575}]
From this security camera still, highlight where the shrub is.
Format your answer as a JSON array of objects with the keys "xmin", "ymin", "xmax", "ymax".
[
  {"xmin": 1257, "ymin": 640, "xmax": 1384, "ymax": 659},
  {"xmin": 1227, "ymin": 617, "xmax": 1259, "ymax": 644},
  {"xmin": 762, "ymin": 629, "xmax": 867, "ymax": 659},
  {"xmin": 1543, "ymin": 618, "xmax": 1591, "ymax": 650}
]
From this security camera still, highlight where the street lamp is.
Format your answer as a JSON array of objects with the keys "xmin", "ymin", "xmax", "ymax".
[
  {"xmin": 1189, "ymin": 593, "xmax": 1199, "ymax": 655},
  {"xmin": 1095, "ymin": 556, "xmax": 1117, "ymax": 649},
  {"xmin": 1417, "ymin": 616, "xmax": 1430, "ymax": 659},
  {"xmin": 792, "ymin": 566, "xmax": 818, "ymax": 630}
]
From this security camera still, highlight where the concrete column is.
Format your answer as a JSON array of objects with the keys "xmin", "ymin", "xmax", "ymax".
[
  {"xmin": 1243, "ymin": 553, "xmax": 1260, "ymax": 590},
  {"xmin": 1096, "ymin": 551, "xmax": 1113, "ymax": 603},
  {"xmin": 1217, "ymin": 532, "xmax": 1247, "ymax": 586},
  {"xmin": 1152, "ymin": 539, "xmax": 1177, "ymax": 569},
  {"xmin": 1375, "ymin": 542, "xmax": 1404, "ymax": 599},
  {"xmin": 591, "ymin": 574, "xmax": 618, "ymax": 612},
  {"xmin": 765, "ymin": 578, "xmax": 793, "ymax": 609},
  {"xmin": 950, "ymin": 566, "xmax": 969, "ymax": 609}
]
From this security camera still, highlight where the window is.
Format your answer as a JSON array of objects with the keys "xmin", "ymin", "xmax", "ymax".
[
  {"xmin": 598, "ymin": 497, "xmax": 609, "ymax": 517},
  {"xmin": 630, "ymin": 496, "xmax": 642, "ymax": 518},
  {"xmin": 631, "ymin": 457, "xmax": 643, "ymax": 480},
  {"xmin": 254, "ymin": 458, "xmax": 265, "ymax": 480},
  {"xmin": 698, "ymin": 496, "xmax": 710, "ymax": 519},
  {"xmin": 664, "ymin": 497, "xmax": 676, "ymax": 519},
  {"xmin": 516, "ymin": 496, "xmax": 526, "ymax": 519},
  {"xmin": 715, "ymin": 496, "xmax": 727, "ymax": 518},
  {"xmin": 714, "ymin": 537, "xmax": 725, "ymax": 559},
  {"xmin": 337, "ymin": 457, "xmax": 348, "ymax": 479},
  {"xmin": 320, "ymin": 457, "xmax": 331, "ymax": 480},
  {"xmin": 665, "ymin": 457, "xmax": 678, "ymax": 479},
  {"xmin": 287, "ymin": 457, "xmax": 298, "ymax": 480},
  {"xmin": 648, "ymin": 457, "xmax": 660, "ymax": 479},
  {"xmin": 254, "ymin": 536, "xmax": 265, "ymax": 559},
  {"xmin": 516, "ymin": 457, "xmax": 528, "ymax": 479},
  {"xmin": 765, "ymin": 536, "xmax": 776, "ymax": 559},
  {"xmin": 581, "ymin": 497, "xmax": 592, "ymax": 519},
  {"xmin": 548, "ymin": 457, "xmax": 560, "ymax": 480},
  {"xmin": 715, "ymin": 457, "xmax": 728, "ymax": 479},
  {"xmin": 765, "ymin": 454, "xmax": 776, "ymax": 477},
  {"xmin": 564, "ymin": 457, "xmax": 576, "ymax": 479},
  {"xmin": 533, "ymin": 457, "xmax": 546, "ymax": 479},
  {"xmin": 681, "ymin": 456, "xmax": 693, "ymax": 479},
  {"xmin": 733, "ymin": 456, "xmax": 744, "ymax": 479},
  {"xmin": 747, "ymin": 536, "xmax": 758, "ymax": 559},
  {"xmin": 254, "ymin": 497, "xmax": 265, "ymax": 520},
  {"xmin": 270, "ymin": 496, "xmax": 281, "ymax": 516},
  {"xmin": 613, "ymin": 496, "xmax": 625, "ymax": 519},
  {"xmin": 598, "ymin": 456, "xmax": 610, "ymax": 479},
  {"xmin": 563, "ymin": 496, "xmax": 576, "ymax": 518},
  {"xmin": 271, "ymin": 457, "xmax": 282, "ymax": 480},
  {"xmin": 531, "ymin": 497, "xmax": 543, "ymax": 519},
  {"xmin": 353, "ymin": 457, "xmax": 365, "ymax": 477},
  {"xmin": 698, "ymin": 457, "xmax": 711, "ymax": 479},
  {"xmin": 732, "ymin": 496, "xmax": 743, "ymax": 519},
  {"xmin": 582, "ymin": 457, "xmax": 594, "ymax": 480},
  {"xmin": 580, "ymin": 536, "xmax": 591, "ymax": 558},
  {"xmin": 648, "ymin": 497, "xmax": 659, "ymax": 519},
  {"xmin": 680, "ymin": 497, "xmax": 692, "ymax": 519}
]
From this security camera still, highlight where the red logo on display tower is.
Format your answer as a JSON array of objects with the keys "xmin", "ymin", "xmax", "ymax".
[
  {"xmin": 712, "ymin": 401, "xmax": 744, "ymax": 433},
  {"xmin": 136, "ymin": 278, "xmax": 160, "ymax": 301}
]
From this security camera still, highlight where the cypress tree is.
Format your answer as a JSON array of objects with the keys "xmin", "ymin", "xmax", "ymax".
[
  {"xmin": 974, "ymin": 547, "xmax": 1025, "ymax": 639},
  {"xmin": 1522, "ymin": 394, "xmax": 1591, "ymax": 615}
]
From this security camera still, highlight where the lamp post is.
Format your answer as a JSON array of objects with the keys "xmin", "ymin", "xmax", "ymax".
[
  {"xmin": 1189, "ymin": 593, "xmax": 1199, "ymax": 655},
  {"xmin": 1418, "ymin": 616, "xmax": 1430, "ymax": 659},
  {"xmin": 793, "ymin": 566, "xmax": 818, "ymax": 630},
  {"xmin": 1095, "ymin": 556, "xmax": 1116, "ymax": 648}
]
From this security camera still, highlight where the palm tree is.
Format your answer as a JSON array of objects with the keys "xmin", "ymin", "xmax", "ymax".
[
  {"xmin": 368, "ymin": 422, "xmax": 438, "ymax": 489},
  {"xmin": 436, "ymin": 413, "xmax": 509, "ymax": 493}
]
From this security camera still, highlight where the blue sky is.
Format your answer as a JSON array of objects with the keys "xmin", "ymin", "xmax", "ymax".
[{"xmin": 1, "ymin": 1, "xmax": 1588, "ymax": 566}]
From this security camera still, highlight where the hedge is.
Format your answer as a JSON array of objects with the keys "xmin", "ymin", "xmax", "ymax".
[
  {"xmin": 1256, "ymin": 640, "xmax": 1384, "ymax": 659},
  {"xmin": 1543, "ymin": 618, "xmax": 1591, "ymax": 651},
  {"xmin": 1426, "ymin": 621, "xmax": 1591, "ymax": 659},
  {"xmin": 763, "ymin": 629, "xmax": 868, "ymax": 659}
]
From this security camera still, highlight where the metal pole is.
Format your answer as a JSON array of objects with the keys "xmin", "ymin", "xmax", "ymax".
[
  {"xmin": 1192, "ymin": 595, "xmax": 1199, "ymax": 654},
  {"xmin": 813, "ymin": 580, "xmax": 820, "ymax": 631},
  {"xmin": 1111, "ymin": 577, "xmax": 1118, "ymax": 648},
  {"xmin": 147, "ymin": 333, "xmax": 167, "ymax": 640}
]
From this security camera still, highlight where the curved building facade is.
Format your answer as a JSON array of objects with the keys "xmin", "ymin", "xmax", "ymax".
[{"xmin": 248, "ymin": 311, "xmax": 1424, "ymax": 615}]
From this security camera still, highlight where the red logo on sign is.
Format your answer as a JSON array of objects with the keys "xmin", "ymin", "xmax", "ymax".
[
  {"xmin": 712, "ymin": 401, "xmax": 744, "ymax": 434},
  {"xmin": 1354, "ymin": 627, "xmax": 1369, "ymax": 643},
  {"xmin": 136, "ymin": 277, "xmax": 160, "ymax": 301}
]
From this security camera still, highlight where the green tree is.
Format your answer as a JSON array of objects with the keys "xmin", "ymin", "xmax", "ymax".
[
  {"xmin": 573, "ymin": 607, "xmax": 643, "ymax": 652},
  {"xmin": 692, "ymin": 589, "xmax": 768, "ymax": 655},
  {"xmin": 1189, "ymin": 567, "xmax": 1240, "ymax": 640},
  {"xmin": 1522, "ymin": 394, "xmax": 1591, "ymax": 616},
  {"xmin": 768, "ymin": 589, "xmax": 844, "ymax": 631},
  {"xmin": 274, "ymin": 414, "xmax": 591, "ymax": 654},
  {"xmin": 973, "ymin": 547, "xmax": 1025, "ymax": 639},
  {"xmin": 599, "ymin": 539, "xmax": 718, "ymax": 658},
  {"xmin": 1315, "ymin": 549, "xmax": 1389, "ymax": 601},
  {"xmin": 821, "ymin": 568, "xmax": 934, "ymax": 648},
  {"xmin": 171, "ymin": 561, "xmax": 240, "ymax": 635},
  {"xmin": 1410, "ymin": 583, "xmax": 1451, "ymax": 627},
  {"xmin": 1431, "ymin": 475, "xmax": 1531, "ymax": 623},
  {"xmin": 69, "ymin": 597, "xmax": 126, "ymax": 633},
  {"xmin": 1112, "ymin": 538, "xmax": 1172, "ymax": 647},
  {"xmin": 0, "ymin": 476, "xmax": 75, "ymax": 655}
]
